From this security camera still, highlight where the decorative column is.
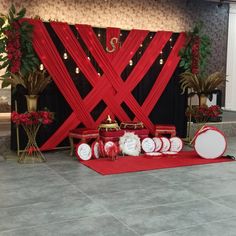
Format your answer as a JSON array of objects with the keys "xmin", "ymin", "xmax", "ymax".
[{"xmin": 225, "ymin": 4, "xmax": 236, "ymax": 111}]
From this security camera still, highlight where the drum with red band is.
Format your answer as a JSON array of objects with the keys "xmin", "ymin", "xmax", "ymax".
[
  {"xmin": 91, "ymin": 141, "xmax": 100, "ymax": 159},
  {"xmin": 193, "ymin": 126, "xmax": 227, "ymax": 159},
  {"xmin": 75, "ymin": 143, "xmax": 92, "ymax": 161}
]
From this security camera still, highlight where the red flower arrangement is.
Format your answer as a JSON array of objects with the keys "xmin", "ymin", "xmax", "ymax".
[
  {"xmin": 191, "ymin": 36, "xmax": 200, "ymax": 75},
  {"xmin": 0, "ymin": 4, "xmax": 40, "ymax": 88},
  {"xmin": 5, "ymin": 21, "xmax": 22, "ymax": 73},
  {"xmin": 186, "ymin": 105, "xmax": 222, "ymax": 123},
  {"xmin": 11, "ymin": 111, "xmax": 54, "ymax": 126}
]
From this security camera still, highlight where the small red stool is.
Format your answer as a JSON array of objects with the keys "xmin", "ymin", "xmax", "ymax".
[
  {"xmin": 69, "ymin": 128, "xmax": 99, "ymax": 156},
  {"xmin": 154, "ymin": 125, "xmax": 176, "ymax": 138}
]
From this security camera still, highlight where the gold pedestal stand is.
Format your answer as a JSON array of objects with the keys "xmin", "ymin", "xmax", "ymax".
[{"xmin": 18, "ymin": 123, "xmax": 46, "ymax": 164}]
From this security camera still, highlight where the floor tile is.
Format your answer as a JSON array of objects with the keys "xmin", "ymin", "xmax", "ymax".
[
  {"xmin": 145, "ymin": 217, "xmax": 236, "ymax": 236},
  {"xmin": 113, "ymin": 199, "xmax": 236, "ymax": 235},
  {"xmin": 0, "ymin": 196, "xmax": 107, "ymax": 232},
  {"xmin": 0, "ymin": 215, "xmax": 138, "ymax": 236},
  {"xmin": 91, "ymin": 185, "xmax": 203, "ymax": 213},
  {"xmin": 0, "ymin": 183, "xmax": 84, "ymax": 208},
  {"xmin": 181, "ymin": 178, "xmax": 236, "ymax": 198},
  {"xmin": 69, "ymin": 173, "xmax": 171, "ymax": 195}
]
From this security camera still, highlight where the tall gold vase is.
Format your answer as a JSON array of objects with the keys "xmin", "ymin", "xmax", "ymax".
[
  {"xmin": 25, "ymin": 95, "xmax": 38, "ymax": 112},
  {"xmin": 199, "ymin": 95, "xmax": 207, "ymax": 106}
]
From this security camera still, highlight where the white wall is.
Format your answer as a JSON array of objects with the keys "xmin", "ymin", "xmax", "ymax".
[{"xmin": 225, "ymin": 4, "xmax": 236, "ymax": 111}]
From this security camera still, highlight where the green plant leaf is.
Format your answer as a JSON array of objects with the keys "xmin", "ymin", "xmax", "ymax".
[
  {"xmin": 17, "ymin": 8, "xmax": 26, "ymax": 17},
  {"xmin": 1, "ymin": 79, "xmax": 11, "ymax": 88},
  {"xmin": 0, "ymin": 60, "xmax": 9, "ymax": 69},
  {"xmin": 10, "ymin": 4, "xmax": 16, "ymax": 14}
]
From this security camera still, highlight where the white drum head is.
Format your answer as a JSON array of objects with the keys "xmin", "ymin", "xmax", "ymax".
[
  {"xmin": 76, "ymin": 143, "xmax": 92, "ymax": 161},
  {"xmin": 194, "ymin": 128, "xmax": 227, "ymax": 159},
  {"xmin": 160, "ymin": 137, "xmax": 171, "ymax": 152},
  {"xmin": 153, "ymin": 137, "xmax": 163, "ymax": 152},
  {"xmin": 141, "ymin": 138, "xmax": 156, "ymax": 153},
  {"xmin": 169, "ymin": 137, "xmax": 183, "ymax": 152}
]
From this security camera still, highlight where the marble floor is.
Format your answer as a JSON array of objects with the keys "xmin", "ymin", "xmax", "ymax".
[{"xmin": 0, "ymin": 137, "xmax": 236, "ymax": 236}]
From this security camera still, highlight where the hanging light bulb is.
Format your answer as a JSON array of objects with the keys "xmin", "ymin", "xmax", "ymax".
[
  {"xmin": 39, "ymin": 64, "xmax": 44, "ymax": 70},
  {"xmin": 98, "ymin": 33, "xmax": 101, "ymax": 37},
  {"xmin": 150, "ymin": 36, "xmax": 153, "ymax": 39},
  {"xmin": 87, "ymin": 56, "xmax": 91, "ymax": 61},
  {"xmin": 120, "ymin": 33, "xmax": 122, "ymax": 36},
  {"xmin": 98, "ymin": 72, "xmax": 101, "ymax": 76},
  {"xmin": 169, "ymin": 37, "xmax": 172, "ymax": 42},
  {"xmin": 140, "ymin": 44, "xmax": 143, "ymax": 47},
  {"xmin": 75, "ymin": 67, "xmax": 80, "ymax": 74},
  {"xmin": 159, "ymin": 59, "xmax": 164, "ymax": 65},
  {"xmin": 129, "ymin": 59, "xmax": 133, "ymax": 66},
  {"xmin": 63, "ymin": 52, "xmax": 68, "ymax": 60}
]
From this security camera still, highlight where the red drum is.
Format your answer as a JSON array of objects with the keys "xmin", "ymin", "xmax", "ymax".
[{"xmin": 193, "ymin": 126, "xmax": 227, "ymax": 159}]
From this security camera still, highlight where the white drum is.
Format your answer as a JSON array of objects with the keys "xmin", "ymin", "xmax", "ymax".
[
  {"xmin": 75, "ymin": 143, "xmax": 92, "ymax": 161},
  {"xmin": 169, "ymin": 137, "xmax": 183, "ymax": 152},
  {"xmin": 141, "ymin": 137, "xmax": 156, "ymax": 153},
  {"xmin": 160, "ymin": 137, "xmax": 171, "ymax": 152},
  {"xmin": 153, "ymin": 137, "xmax": 163, "ymax": 152},
  {"xmin": 91, "ymin": 141, "xmax": 100, "ymax": 159},
  {"xmin": 194, "ymin": 126, "xmax": 227, "ymax": 159}
]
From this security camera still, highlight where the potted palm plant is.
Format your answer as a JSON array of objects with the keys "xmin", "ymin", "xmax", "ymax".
[
  {"xmin": 179, "ymin": 21, "xmax": 226, "ymax": 106},
  {"xmin": 179, "ymin": 70, "xmax": 225, "ymax": 106},
  {"xmin": 4, "ymin": 70, "xmax": 51, "ymax": 111}
]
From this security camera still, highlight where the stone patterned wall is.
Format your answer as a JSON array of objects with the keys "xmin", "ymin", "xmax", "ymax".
[
  {"xmin": 0, "ymin": 0, "xmax": 228, "ymax": 73},
  {"xmin": 0, "ymin": 0, "xmax": 229, "ymax": 103}
]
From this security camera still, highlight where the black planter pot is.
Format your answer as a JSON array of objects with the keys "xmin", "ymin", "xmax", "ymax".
[{"xmin": 208, "ymin": 116, "xmax": 222, "ymax": 122}]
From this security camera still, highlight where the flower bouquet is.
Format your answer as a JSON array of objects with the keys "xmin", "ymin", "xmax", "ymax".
[
  {"xmin": 186, "ymin": 105, "xmax": 222, "ymax": 123},
  {"xmin": 11, "ymin": 110, "xmax": 54, "ymax": 163}
]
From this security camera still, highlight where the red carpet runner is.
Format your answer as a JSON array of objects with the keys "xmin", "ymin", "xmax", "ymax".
[{"xmin": 81, "ymin": 151, "xmax": 232, "ymax": 175}]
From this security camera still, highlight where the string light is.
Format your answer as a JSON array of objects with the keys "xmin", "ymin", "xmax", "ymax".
[
  {"xmin": 169, "ymin": 37, "xmax": 173, "ymax": 49},
  {"xmin": 39, "ymin": 64, "xmax": 44, "ymax": 70},
  {"xmin": 75, "ymin": 67, "xmax": 80, "ymax": 74},
  {"xmin": 98, "ymin": 72, "xmax": 101, "ymax": 76},
  {"xmin": 159, "ymin": 59, "xmax": 164, "ymax": 65},
  {"xmin": 129, "ymin": 60, "xmax": 133, "ymax": 66},
  {"xmin": 87, "ymin": 56, "xmax": 91, "ymax": 61},
  {"xmin": 63, "ymin": 52, "xmax": 68, "ymax": 60}
]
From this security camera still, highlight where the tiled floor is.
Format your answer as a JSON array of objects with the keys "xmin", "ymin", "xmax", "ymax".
[{"xmin": 0, "ymin": 137, "xmax": 236, "ymax": 236}]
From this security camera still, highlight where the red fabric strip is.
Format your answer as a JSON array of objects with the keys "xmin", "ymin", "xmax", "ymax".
[{"xmin": 27, "ymin": 19, "xmax": 95, "ymax": 150}]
